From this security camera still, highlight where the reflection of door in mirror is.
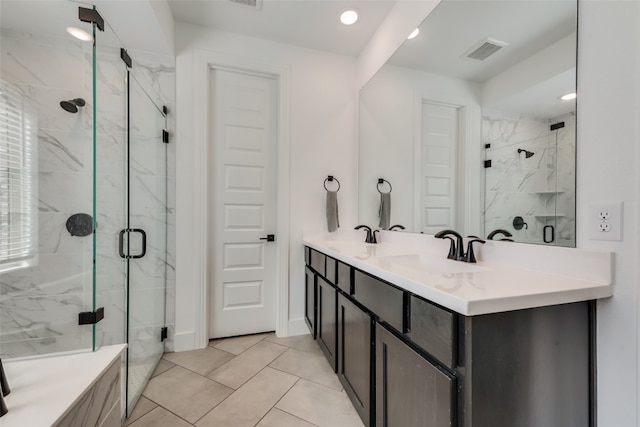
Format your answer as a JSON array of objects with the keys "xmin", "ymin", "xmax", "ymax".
[{"xmin": 416, "ymin": 101, "xmax": 460, "ymax": 234}]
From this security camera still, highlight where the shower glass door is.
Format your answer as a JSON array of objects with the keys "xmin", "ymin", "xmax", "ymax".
[
  {"xmin": 483, "ymin": 125, "xmax": 570, "ymax": 246},
  {"xmin": 93, "ymin": 10, "xmax": 168, "ymax": 415},
  {"xmin": 125, "ymin": 72, "xmax": 167, "ymax": 414}
]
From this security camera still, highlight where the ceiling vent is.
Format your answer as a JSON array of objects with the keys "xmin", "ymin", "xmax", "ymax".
[
  {"xmin": 463, "ymin": 38, "xmax": 508, "ymax": 61},
  {"xmin": 228, "ymin": 0, "xmax": 263, "ymax": 9}
]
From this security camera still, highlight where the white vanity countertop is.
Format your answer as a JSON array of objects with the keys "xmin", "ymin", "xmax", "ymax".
[
  {"xmin": 304, "ymin": 231, "xmax": 613, "ymax": 316},
  {"xmin": 1, "ymin": 344, "xmax": 126, "ymax": 427}
]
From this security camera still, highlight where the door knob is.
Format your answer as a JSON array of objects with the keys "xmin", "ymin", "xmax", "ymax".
[{"xmin": 260, "ymin": 234, "xmax": 275, "ymax": 242}]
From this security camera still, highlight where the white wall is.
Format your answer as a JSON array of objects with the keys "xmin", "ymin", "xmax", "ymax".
[
  {"xmin": 174, "ymin": 22, "xmax": 359, "ymax": 349},
  {"xmin": 172, "ymin": 1, "xmax": 640, "ymax": 423},
  {"xmin": 358, "ymin": 64, "xmax": 482, "ymax": 234},
  {"xmin": 577, "ymin": 2, "xmax": 639, "ymax": 425}
]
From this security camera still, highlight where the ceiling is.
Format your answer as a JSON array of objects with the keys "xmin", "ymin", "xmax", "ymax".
[
  {"xmin": 385, "ymin": 0, "xmax": 577, "ymax": 119},
  {"xmin": 167, "ymin": 0, "xmax": 397, "ymax": 57},
  {"xmin": 388, "ymin": 0, "xmax": 576, "ymax": 83}
]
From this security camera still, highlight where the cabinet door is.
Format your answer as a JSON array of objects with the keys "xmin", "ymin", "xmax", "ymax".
[
  {"xmin": 317, "ymin": 277, "xmax": 337, "ymax": 370},
  {"xmin": 338, "ymin": 294, "xmax": 372, "ymax": 426},
  {"xmin": 376, "ymin": 323, "xmax": 455, "ymax": 427},
  {"xmin": 305, "ymin": 266, "xmax": 317, "ymax": 337}
]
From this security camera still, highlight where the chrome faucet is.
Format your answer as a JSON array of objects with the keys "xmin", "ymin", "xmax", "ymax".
[
  {"xmin": 434, "ymin": 229, "xmax": 464, "ymax": 261},
  {"xmin": 355, "ymin": 225, "xmax": 378, "ymax": 244}
]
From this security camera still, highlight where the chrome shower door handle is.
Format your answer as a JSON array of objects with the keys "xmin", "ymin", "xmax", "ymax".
[{"xmin": 118, "ymin": 228, "xmax": 147, "ymax": 259}]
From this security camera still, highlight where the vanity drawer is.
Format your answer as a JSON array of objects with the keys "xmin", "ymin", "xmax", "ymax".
[
  {"xmin": 309, "ymin": 249, "xmax": 326, "ymax": 276},
  {"xmin": 337, "ymin": 262, "xmax": 352, "ymax": 294},
  {"xmin": 325, "ymin": 257, "xmax": 337, "ymax": 284},
  {"xmin": 407, "ymin": 295, "xmax": 456, "ymax": 369},
  {"xmin": 353, "ymin": 270, "xmax": 404, "ymax": 332}
]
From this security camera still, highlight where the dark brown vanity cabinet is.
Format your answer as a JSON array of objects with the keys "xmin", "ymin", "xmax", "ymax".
[
  {"xmin": 337, "ymin": 293, "xmax": 372, "ymax": 426},
  {"xmin": 317, "ymin": 276, "xmax": 337, "ymax": 370},
  {"xmin": 304, "ymin": 266, "xmax": 316, "ymax": 338},
  {"xmin": 376, "ymin": 323, "xmax": 455, "ymax": 427},
  {"xmin": 304, "ymin": 246, "xmax": 593, "ymax": 427}
]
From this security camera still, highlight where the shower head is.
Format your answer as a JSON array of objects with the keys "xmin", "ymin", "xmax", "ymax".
[
  {"xmin": 60, "ymin": 98, "xmax": 86, "ymax": 113},
  {"xmin": 517, "ymin": 148, "xmax": 534, "ymax": 159}
]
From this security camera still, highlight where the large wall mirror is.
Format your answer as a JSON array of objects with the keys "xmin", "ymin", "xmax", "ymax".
[{"xmin": 359, "ymin": 0, "xmax": 577, "ymax": 247}]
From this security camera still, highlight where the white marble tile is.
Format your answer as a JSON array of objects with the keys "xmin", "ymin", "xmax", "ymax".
[
  {"xmin": 38, "ymin": 212, "xmax": 90, "ymax": 255},
  {"xmin": 38, "ymin": 128, "xmax": 90, "ymax": 173},
  {"xmin": 0, "ymin": 253, "xmax": 89, "ymax": 296},
  {"xmin": 0, "ymin": 32, "xmax": 86, "ymax": 90},
  {"xmin": 57, "ymin": 358, "xmax": 121, "ymax": 426},
  {"xmin": 38, "ymin": 170, "xmax": 92, "ymax": 213},
  {"xmin": 0, "ymin": 332, "xmax": 93, "ymax": 359}
]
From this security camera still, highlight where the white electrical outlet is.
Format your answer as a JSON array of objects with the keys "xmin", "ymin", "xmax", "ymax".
[
  {"xmin": 589, "ymin": 202, "xmax": 623, "ymax": 241},
  {"xmin": 598, "ymin": 210, "xmax": 611, "ymax": 220}
]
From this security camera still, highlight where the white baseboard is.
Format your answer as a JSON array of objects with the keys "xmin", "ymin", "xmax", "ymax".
[
  {"xmin": 173, "ymin": 331, "xmax": 197, "ymax": 352},
  {"xmin": 285, "ymin": 318, "xmax": 311, "ymax": 337}
]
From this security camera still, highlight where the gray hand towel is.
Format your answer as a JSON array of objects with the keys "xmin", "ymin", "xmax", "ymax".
[
  {"xmin": 379, "ymin": 192, "xmax": 391, "ymax": 230},
  {"xmin": 326, "ymin": 190, "xmax": 340, "ymax": 232}
]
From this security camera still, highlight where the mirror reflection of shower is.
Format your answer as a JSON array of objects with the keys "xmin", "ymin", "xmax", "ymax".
[
  {"xmin": 517, "ymin": 148, "xmax": 535, "ymax": 158},
  {"xmin": 59, "ymin": 97, "xmax": 85, "ymax": 113}
]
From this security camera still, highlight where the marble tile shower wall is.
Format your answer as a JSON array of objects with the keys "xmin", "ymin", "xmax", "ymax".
[
  {"xmin": 0, "ymin": 29, "xmax": 94, "ymax": 358},
  {"xmin": 0, "ymin": 29, "xmax": 176, "ymax": 358},
  {"xmin": 483, "ymin": 111, "xmax": 576, "ymax": 246}
]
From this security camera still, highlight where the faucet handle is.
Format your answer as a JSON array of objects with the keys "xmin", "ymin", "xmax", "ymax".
[
  {"xmin": 465, "ymin": 239, "xmax": 485, "ymax": 263},
  {"xmin": 441, "ymin": 236, "xmax": 457, "ymax": 260}
]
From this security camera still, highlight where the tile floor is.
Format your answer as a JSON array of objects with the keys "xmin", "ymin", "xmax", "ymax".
[{"xmin": 125, "ymin": 333, "xmax": 364, "ymax": 427}]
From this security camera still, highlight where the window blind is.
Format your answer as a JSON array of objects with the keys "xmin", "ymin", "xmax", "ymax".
[{"xmin": 0, "ymin": 79, "xmax": 37, "ymax": 272}]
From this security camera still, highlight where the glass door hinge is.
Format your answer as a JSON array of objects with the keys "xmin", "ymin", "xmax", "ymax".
[
  {"xmin": 79, "ymin": 307, "xmax": 105, "ymax": 325},
  {"xmin": 161, "ymin": 326, "xmax": 168, "ymax": 342}
]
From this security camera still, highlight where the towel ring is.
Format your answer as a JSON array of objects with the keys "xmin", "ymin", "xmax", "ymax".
[
  {"xmin": 377, "ymin": 178, "xmax": 392, "ymax": 194},
  {"xmin": 324, "ymin": 175, "xmax": 341, "ymax": 192}
]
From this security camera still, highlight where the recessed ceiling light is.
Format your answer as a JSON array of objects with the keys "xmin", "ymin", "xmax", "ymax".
[
  {"xmin": 407, "ymin": 28, "xmax": 420, "ymax": 40},
  {"xmin": 66, "ymin": 27, "xmax": 93, "ymax": 42},
  {"xmin": 560, "ymin": 92, "xmax": 577, "ymax": 101},
  {"xmin": 340, "ymin": 10, "xmax": 358, "ymax": 25}
]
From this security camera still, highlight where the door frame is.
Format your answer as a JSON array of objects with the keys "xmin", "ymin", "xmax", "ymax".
[
  {"xmin": 412, "ymin": 92, "xmax": 483, "ymax": 237},
  {"xmin": 191, "ymin": 50, "xmax": 291, "ymax": 348}
]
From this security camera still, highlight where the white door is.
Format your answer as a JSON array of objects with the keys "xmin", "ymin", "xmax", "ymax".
[
  {"xmin": 209, "ymin": 68, "xmax": 278, "ymax": 339},
  {"xmin": 419, "ymin": 101, "xmax": 459, "ymax": 234}
]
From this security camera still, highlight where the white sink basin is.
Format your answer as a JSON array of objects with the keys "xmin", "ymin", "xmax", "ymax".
[{"xmin": 374, "ymin": 254, "xmax": 491, "ymax": 275}]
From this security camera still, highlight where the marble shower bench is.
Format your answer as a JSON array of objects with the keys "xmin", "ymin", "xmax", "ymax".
[{"xmin": 0, "ymin": 344, "xmax": 126, "ymax": 427}]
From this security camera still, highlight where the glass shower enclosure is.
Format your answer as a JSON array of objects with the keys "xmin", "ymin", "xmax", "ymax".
[
  {"xmin": 0, "ymin": 1, "xmax": 169, "ymax": 417},
  {"xmin": 483, "ymin": 112, "xmax": 576, "ymax": 247}
]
